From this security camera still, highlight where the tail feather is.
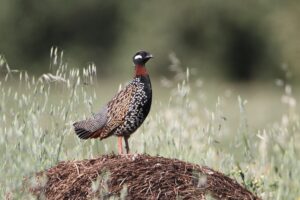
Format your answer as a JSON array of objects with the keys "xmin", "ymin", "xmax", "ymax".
[
  {"xmin": 73, "ymin": 106, "xmax": 108, "ymax": 139},
  {"xmin": 73, "ymin": 121, "xmax": 94, "ymax": 139}
]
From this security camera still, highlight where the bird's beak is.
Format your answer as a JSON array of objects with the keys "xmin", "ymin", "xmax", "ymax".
[{"xmin": 146, "ymin": 54, "xmax": 153, "ymax": 59}]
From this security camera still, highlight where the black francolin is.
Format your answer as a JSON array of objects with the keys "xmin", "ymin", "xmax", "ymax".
[{"xmin": 73, "ymin": 51, "xmax": 153, "ymax": 154}]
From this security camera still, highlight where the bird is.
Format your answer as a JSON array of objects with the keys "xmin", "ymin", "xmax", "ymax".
[{"xmin": 73, "ymin": 51, "xmax": 153, "ymax": 154}]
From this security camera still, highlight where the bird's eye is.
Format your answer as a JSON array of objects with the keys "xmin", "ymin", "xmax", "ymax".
[{"xmin": 134, "ymin": 55, "xmax": 143, "ymax": 60}]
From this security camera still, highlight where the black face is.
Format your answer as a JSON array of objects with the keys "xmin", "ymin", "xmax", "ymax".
[{"xmin": 133, "ymin": 51, "xmax": 153, "ymax": 65}]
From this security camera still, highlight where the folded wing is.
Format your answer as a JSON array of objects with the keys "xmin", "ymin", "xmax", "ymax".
[{"xmin": 73, "ymin": 83, "xmax": 136, "ymax": 140}]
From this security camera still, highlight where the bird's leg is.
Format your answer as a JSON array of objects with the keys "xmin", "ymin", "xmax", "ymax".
[
  {"xmin": 118, "ymin": 136, "xmax": 123, "ymax": 154},
  {"xmin": 124, "ymin": 136, "xmax": 130, "ymax": 154}
]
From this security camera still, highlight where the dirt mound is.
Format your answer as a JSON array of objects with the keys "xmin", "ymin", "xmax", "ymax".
[{"xmin": 28, "ymin": 154, "xmax": 260, "ymax": 199}]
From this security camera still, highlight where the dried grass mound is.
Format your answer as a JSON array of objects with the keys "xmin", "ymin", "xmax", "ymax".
[{"xmin": 28, "ymin": 154, "xmax": 260, "ymax": 200}]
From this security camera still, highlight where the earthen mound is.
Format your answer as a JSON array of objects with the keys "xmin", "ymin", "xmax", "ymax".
[{"xmin": 28, "ymin": 154, "xmax": 260, "ymax": 199}]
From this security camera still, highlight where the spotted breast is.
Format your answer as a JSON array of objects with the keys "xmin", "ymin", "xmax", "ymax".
[{"xmin": 73, "ymin": 50, "xmax": 153, "ymax": 154}]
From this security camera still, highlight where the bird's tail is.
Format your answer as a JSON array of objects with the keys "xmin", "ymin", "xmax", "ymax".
[{"xmin": 73, "ymin": 120, "xmax": 94, "ymax": 139}]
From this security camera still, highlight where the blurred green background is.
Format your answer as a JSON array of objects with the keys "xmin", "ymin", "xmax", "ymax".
[
  {"xmin": 1, "ymin": 1, "xmax": 300, "ymax": 198},
  {"xmin": 1, "ymin": 0, "xmax": 300, "ymax": 81}
]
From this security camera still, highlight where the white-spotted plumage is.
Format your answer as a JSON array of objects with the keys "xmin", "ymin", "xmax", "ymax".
[
  {"xmin": 73, "ymin": 50, "xmax": 153, "ymax": 154},
  {"xmin": 114, "ymin": 76, "xmax": 151, "ymax": 136}
]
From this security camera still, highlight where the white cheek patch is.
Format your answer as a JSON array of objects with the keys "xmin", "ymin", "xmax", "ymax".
[{"xmin": 134, "ymin": 55, "xmax": 142, "ymax": 60}]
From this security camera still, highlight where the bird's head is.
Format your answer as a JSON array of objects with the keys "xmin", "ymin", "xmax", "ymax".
[{"xmin": 133, "ymin": 51, "xmax": 153, "ymax": 66}]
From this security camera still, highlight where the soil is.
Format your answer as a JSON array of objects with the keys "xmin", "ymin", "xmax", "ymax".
[{"xmin": 27, "ymin": 154, "xmax": 261, "ymax": 200}]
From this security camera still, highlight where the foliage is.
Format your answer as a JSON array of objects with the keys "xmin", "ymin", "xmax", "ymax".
[
  {"xmin": 1, "ymin": 50, "xmax": 300, "ymax": 199},
  {"xmin": 1, "ymin": 0, "xmax": 300, "ymax": 80}
]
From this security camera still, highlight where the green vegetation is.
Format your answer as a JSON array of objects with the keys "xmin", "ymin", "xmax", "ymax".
[
  {"xmin": 1, "ymin": 0, "xmax": 300, "ymax": 81},
  {"xmin": 1, "ymin": 51, "xmax": 299, "ymax": 199}
]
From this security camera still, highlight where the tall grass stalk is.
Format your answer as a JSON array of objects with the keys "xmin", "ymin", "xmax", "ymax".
[{"xmin": 0, "ymin": 51, "xmax": 299, "ymax": 199}]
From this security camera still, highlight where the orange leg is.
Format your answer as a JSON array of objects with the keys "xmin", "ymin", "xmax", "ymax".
[
  {"xmin": 118, "ymin": 136, "xmax": 123, "ymax": 154},
  {"xmin": 124, "ymin": 136, "xmax": 130, "ymax": 154}
]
